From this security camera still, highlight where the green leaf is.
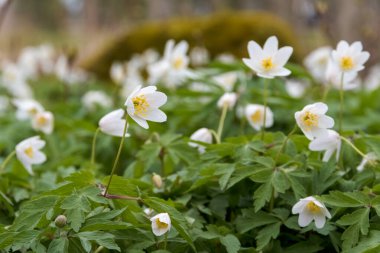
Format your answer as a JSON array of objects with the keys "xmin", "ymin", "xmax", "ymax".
[
  {"xmin": 350, "ymin": 230, "xmax": 380, "ymax": 253},
  {"xmin": 47, "ymin": 238, "xmax": 69, "ymax": 253},
  {"xmin": 220, "ymin": 234, "xmax": 241, "ymax": 253},
  {"xmin": 236, "ymin": 210, "xmax": 279, "ymax": 233},
  {"xmin": 256, "ymin": 222, "xmax": 281, "ymax": 250},
  {"xmin": 322, "ymin": 191, "xmax": 365, "ymax": 208},
  {"xmin": 341, "ymin": 224, "xmax": 360, "ymax": 251},
  {"xmin": 253, "ymin": 182, "xmax": 272, "ymax": 212},
  {"xmin": 337, "ymin": 208, "xmax": 370, "ymax": 235}
]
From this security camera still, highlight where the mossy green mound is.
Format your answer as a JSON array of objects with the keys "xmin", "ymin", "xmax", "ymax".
[{"xmin": 80, "ymin": 11, "xmax": 304, "ymax": 78}]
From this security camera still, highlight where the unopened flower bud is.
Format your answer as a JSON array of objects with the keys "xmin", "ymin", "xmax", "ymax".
[
  {"xmin": 152, "ymin": 173, "xmax": 163, "ymax": 188},
  {"xmin": 54, "ymin": 215, "xmax": 67, "ymax": 228}
]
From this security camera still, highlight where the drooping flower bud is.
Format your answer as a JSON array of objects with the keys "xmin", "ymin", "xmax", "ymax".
[
  {"xmin": 54, "ymin": 215, "xmax": 67, "ymax": 228},
  {"xmin": 152, "ymin": 173, "xmax": 163, "ymax": 189}
]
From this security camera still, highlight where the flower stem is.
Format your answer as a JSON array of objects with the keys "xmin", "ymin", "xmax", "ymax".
[
  {"xmin": 261, "ymin": 78, "xmax": 269, "ymax": 141},
  {"xmin": 209, "ymin": 129, "xmax": 220, "ymax": 144},
  {"xmin": 322, "ymin": 83, "xmax": 331, "ymax": 102},
  {"xmin": 274, "ymin": 125, "xmax": 298, "ymax": 164},
  {"xmin": 339, "ymin": 72, "xmax": 345, "ymax": 133},
  {"xmin": 340, "ymin": 136, "xmax": 366, "ymax": 158},
  {"xmin": 216, "ymin": 103, "xmax": 228, "ymax": 143},
  {"xmin": 91, "ymin": 128, "xmax": 100, "ymax": 165},
  {"xmin": 103, "ymin": 116, "xmax": 128, "ymax": 196},
  {"xmin": 0, "ymin": 150, "xmax": 16, "ymax": 172}
]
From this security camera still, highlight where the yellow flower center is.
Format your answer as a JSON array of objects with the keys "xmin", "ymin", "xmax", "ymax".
[
  {"xmin": 156, "ymin": 219, "xmax": 168, "ymax": 229},
  {"xmin": 250, "ymin": 110, "xmax": 262, "ymax": 123},
  {"xmin": 132, "ymin": 95, "xmax": 149, "ymax": 116},
  {"xmin": 340, "ymin": 56, "xmax": 354, "ymax": 71},
  {"xmin": 306, "ymin": 201, "xmax": 321, "ymax": 213},
  {"xmin": 261, "ymin": 57, "xmax": 274, "ymax": 71},
  {"xmin": 24, "ymin": 146, "xmax": 34, "ymax": 158},
  {"xmin": 302, "ymin": 111, "xmax": 318, "ymax": 128},
  {"xmin": 37, "ymin": 115, "xmax": 48, "ymax": 126},
  {"xmin": 28, "ymin": 107, "xmax": 38, "ymax": 116},
  {"xmin": 173, "ymin": 57, "xmax": 184, "ymax": 69}
]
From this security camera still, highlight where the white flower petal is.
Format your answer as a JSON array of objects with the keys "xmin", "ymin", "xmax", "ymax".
[
  {"xmin": 298, "ymin": 212, "xmax": 313, "ymax": 227},
  {"xmin": 314, "ymin": 214, "xmax": 326, "ymax": 229},
  {"xmin": 130, "ymin": 114, "xmax": 149, "ymax": 129},
  {"xmin": 274, "ymin": 46, "xmax": 293, "ymax": 66},
  {"xmin": 143, "ymin": 109, "xmax": 167, "ymax": 122},
  {"xmin": 263, "ymin": 36, "xmax": 278, "ymax": 55}
]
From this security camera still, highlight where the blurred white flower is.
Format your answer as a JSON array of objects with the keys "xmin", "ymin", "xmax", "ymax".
[
  {"xmin": 332, "ymin": 40, "xmax": 369, "ymax": 73},
  {"xmin": 150, "ymin": 213, "xmax": 171, "ymax": 236},
  {"xmin": 364, "ymin": 64, "xmax": 380, "ymax": 91},
  {"xmin": 217, "ymin": 92, "xmax": 237, "ymax": 110},
  {"xmin": 303, "ymin": 46, "xmax": 332, "ymax": 83},
  {"xmin": 243, "ymin": 36, "xmax": 293, "ymax": 79},
  {"xmin": 55, "ymin": 55, "xmax": 88, "ymax": 85},
  {"xmin": 147, "ymin": 40, "xmax": 192, "ymax": 87},
  {"xmin": 125, "ymin": 85, "xmax": 167, "ymax": 129},
  {"xmin": 285, "ymin": 79, "xmax": 309, "ymax": 98},
  {"xmin": 82, "ymin": 90, "xmax": 112, "ymax": 111},
  {"xmin": 213, "ymin": 71, "xmax": 239, "ymax": 92},
  {"xmin": 356, "ymin": 152, "xmax": 378, "ymax": 172},
  {"xmin": 110, "ymin": 62, "xmax": 126, "ymax": 85},
  {"xmin": 1, "ymin": 63, "xmax": 33, "ymax": 98},
  {"xmin": 295, "ymin": 102, "xmax": 334, "ymax": 140},
  {"xmin": 13, "ymin": 98, "xmax": 44, "ymax": 120},
  {"xmin": 15, "ymin": 136, "xmax": 46, "ymax": 175},
  {"xmin": 309, "ymin": 130, "xmax": 341, "ymax": 162},
  {"xmin": 189, "ymin": 128, "xmax": 213, "ymax": 154},
  {"xmin": 190, "ymin": 46, "xmax": 209, "ymax": 66},
  {"xmin": 18, "ymin": 45, "xmax": 55, "ymax": 77},
  {"xmin": 245, "ymin": 104, "xmax": 273, "ymax": 131},
  {"xmin": 99, "ymin": 109, "xmax": 130, "ymax": 137},
  {"xmin": 144, "ymin": 207, "xmax": 154, "ymax": 216},
  {"xmin": 216, "ymin": 53, "xmax": 235, "ymax": 64},
  {"xmin": 325, "ymin": 59, "xmax": 360, "ymax": 90},
  {"xmin": 31, "ymin": 111, "xmax": 54, "ymax": 134},
  {"xmin": 121, "ymin": 71, "xmax": 143, "ymax": 98},
  {"xmin": 292, "ymin": 196, "xmax": 331, "ymax": 229}
]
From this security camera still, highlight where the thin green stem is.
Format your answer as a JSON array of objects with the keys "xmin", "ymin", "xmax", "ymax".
[
  {"xmin": 94, "ymin": 246, "xmax": 104, "ymax": 253},
  {"xmin": 104, "ymin": 116, "xmax": 128, "ymax": 196},
  {"xmin": 0, "ymin": 150, "xmax": 16, "ymax": 172},
  {"xmin": 339, "ymin": 72, "xmax": 345, "ymax": 133},
  {"xmin": 209, "ymin": 129, "xmax": 220, "ymax": 144},
  {"xmin": 322, "ymin": 83, "xmax": 331, "ymax": 102},
  {"xmin": 340, "ymin": 136, "xmax": 366, "ymax": 158},
  {"xmin": 261, "ymin": 78, "xmax": 269, "ymax": 140},
  {"xmin": 91, "ymin": 128, "xmax": 101, "ymax": 165},
  {"xmin": 274, "ymin": 125, "xmax": 298, "ymax": 164},
  {"xmin": 216, "ymin": 103, "xmax": 229, "ymax": 143}
]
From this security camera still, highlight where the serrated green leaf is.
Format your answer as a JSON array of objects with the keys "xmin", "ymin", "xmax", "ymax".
[
  {"xmin": 236, "ymin": 210, "xmax": 279, "ymax": 233},
  {"xmin": 337, "ymin": 208, "xmax": 370, "ymax": 235},
  {"xmin": 47, "ymin": 237, "xmax": 69, "ymax": 253},
  {"xmin": 256, "ymin": 222, "xmax": 281, "ymax": 250},
  {"xmin": 253, "ymin": 182, "xmax": 272, "ymax": 212},
  {"xmin": 342, "ymin": 224, "xmax": 360, "ymax": 251},
  {"xmin": 322, "ymin": 191, "xmax": 365, "ymax": 208},
  {"xmin": 220, "ymin": 234, "xmax": 241, "ymax": 253}
]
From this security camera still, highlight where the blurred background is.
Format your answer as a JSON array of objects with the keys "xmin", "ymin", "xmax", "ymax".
[{"xmin": 0, "ymin": 0, "xmax": 379, "ymax": 72}]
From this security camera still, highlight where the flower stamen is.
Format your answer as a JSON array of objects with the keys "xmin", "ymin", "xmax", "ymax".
[
  {"xmin": 250, "ymin": 110, "xmax": 262, "ymax": 123},
  {"xmin": 24, "ymin": 147, "xmax": 34, "ymax": 158},
  {"xmin": 132, "ymin": 95, "xmax": 149, "ymax": 116},
  {"xmin": 306, "ymin": 201, "xmax": 321, "ymax": 213},
  {"xmin": 261, "ymin": 57, "xmax": 274, "ymax": 71},
  {"xmin": 302, "ymin": 111, "xmax": 319, "ymax": 129},
  {"xmin": 156, "ymin": 219, "xmax": 168, "ymax": 229},
  {"xmin": 340, "ymin": 56, "xmax": 354, "ymax": 71}
]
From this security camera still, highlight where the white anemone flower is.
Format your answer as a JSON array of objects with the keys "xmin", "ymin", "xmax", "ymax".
[
  {"xmin": 217, "ymin": 92, "xmax": 237, "ymax": 110},
  {"xmin": 110, "ymin": 62, "xmax": 126, "ymax": 85},
  {"xmin": 31, "ymin": 111, "xmax": 54, "ymax": 134},
  {"xmin": 189, "ymin": 128, "xmax": 213, "ymax": 154},
  {"xmin": 295, "ymin": 102, "xmax": 334, "ymax": 140},
  {"xmin": 292, "ymin": 196, "xmax": 331, "ymax": 229},
  {"xmin": 0, "ymin": 95, "xmax": 9, "ymax": 115},
  {"xmin": 213, "ymin": 71, "xmax": 239, "ymax": 92},
  {"xmin": 99, "ymin": 109, "xmax": 130, "ymax": 137},
  {"xmin": 332, "ymin": 40, "xmax": 370, "ymax": 73},
  {"xmin": 325, "ymin": 59, "xmax": 360, "ymax": 90},
  {"xmin": 125, "ymin": 85, "xmax": 167, "ymax": 129},
  {"xmin": 15, "ymin": 136, "xmax": 47, "ymax": 175},
  {"xmin": 309, "ymin": 130, "xmax": 341, "ymax": 162},
  {"xmin": 13, "ymin": 98, "xmax": 44, "ymax": 120},
  {"xmin": 82, "ymin": 90, "xmax": 112, "ymax": 111},
  {"xmin": 150, "ymin": 213, "xmax": 171, "ymax": 236},
  {"xmin": 356, "ymin": 152, "xmax": 378, "ymax": 172},
  {"xmin": 190, "ymin": 46, "xmax": 209, "ymax": 66},
  {"xmin": 245, "ymin": 104, "xmax": 273, "ymax": 131},
  {"xmin": 285, "ymin": 79, "xmax": 309, "ymax": 98},
  {"xmin": 243, "ymin": 36, "xmax": 293, "ymax": 79},
  {"xmin": 303, "ymin": 46, "xmax": 332, "ymax": 83},
  {"xmin": 147, "ymin": 40, "xmax": 192, "ymax": 87}
]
